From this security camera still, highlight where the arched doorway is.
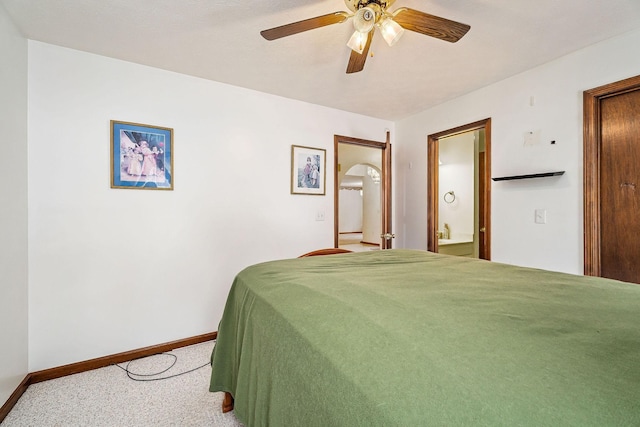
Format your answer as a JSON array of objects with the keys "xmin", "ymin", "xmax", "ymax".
[{"xmin": 334, "ymin": 133, "xmax": 393, "ymax": 249}]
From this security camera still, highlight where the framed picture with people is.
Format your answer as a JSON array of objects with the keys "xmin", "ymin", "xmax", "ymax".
[
  {"xmin": 110, "ymin": 120, "xmax": 173, "ymax": 190},
  {"xmin": 291, "ymin": 145, "xmax": 326, "ymax": 195}
]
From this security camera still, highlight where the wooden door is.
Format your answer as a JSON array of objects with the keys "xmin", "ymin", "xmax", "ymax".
[
  {"xmin": 584, "ymin": 75, "xmax": 640, "ymax": 283},
  {"xmin": 478, "ymin": 153, "xmax": 487, "ymax": 259},
  {"xmin": 381, "ymin": 132, "xmax": 393, "ymax": 249},
  {"xmin": 599, "ymin": 88, "xmax": 640, "ymax": 282}
]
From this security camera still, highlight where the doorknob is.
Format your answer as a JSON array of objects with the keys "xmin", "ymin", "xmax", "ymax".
[
  {"xmin": 381, "ymin": 233, "xmax": 395, "ymax": 240},
  {"xmin": 479, "ymin": 227, "xmax": 486, "ymax": 232}
]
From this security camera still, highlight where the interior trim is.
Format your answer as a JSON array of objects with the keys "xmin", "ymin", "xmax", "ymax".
[
  {"xmin": 0, "ymin": 376, "xmax": 30, "ymax": 424},
  {"xmin": 0, "ymin": 331, "xmax": 217, "ymax": 423}
]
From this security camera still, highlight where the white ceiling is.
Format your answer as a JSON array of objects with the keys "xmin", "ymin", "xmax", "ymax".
[{"xmin": 3, "ymin": 0, "xmax": 640, "ymax": 120}]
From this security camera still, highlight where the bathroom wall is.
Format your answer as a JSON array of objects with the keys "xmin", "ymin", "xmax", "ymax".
[{"xmin": 438, "ymin": 132, "xmax": 475, "ymax": 242}]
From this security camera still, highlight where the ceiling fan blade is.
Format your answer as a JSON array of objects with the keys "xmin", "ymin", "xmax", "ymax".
[
  {"xmin": 393, "ymin": 8, "xmax": 470, "ymax": 43},
  {"xmin": 261, "ymin": 12, "xmax": 350, "ymax": 40},
  {"xmin": 346, "ymin": 30, "xmax": 374, "ymax": 74}
]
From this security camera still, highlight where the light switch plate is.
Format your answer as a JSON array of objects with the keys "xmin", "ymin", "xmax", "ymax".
[{"xmin": 524, "ymin": 131, "xmax": 540, "ymax": 146}]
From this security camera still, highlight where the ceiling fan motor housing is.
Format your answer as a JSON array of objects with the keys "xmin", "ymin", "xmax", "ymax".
[{"xmin": 344, "ymin": 0, "xmax": 396, "ymax": 13}]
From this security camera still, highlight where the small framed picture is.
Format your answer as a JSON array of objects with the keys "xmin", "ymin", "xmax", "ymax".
[
  {"xmin": 291, "ymin": 145, "xmax": 326, "ymax": 195},
  {"xmin": 111, "ymin": 120, "xmax": 173, "ymax": 190}
]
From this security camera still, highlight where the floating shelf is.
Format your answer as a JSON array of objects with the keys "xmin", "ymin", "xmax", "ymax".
[{"xmin": 492, "ymin": 171, "xmax": 565, "ymax": 181}]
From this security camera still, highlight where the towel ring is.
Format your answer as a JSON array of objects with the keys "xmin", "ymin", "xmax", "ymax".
[{"xmin": 444, "ymin": 191, "xmax": 455, "ymax": 204}]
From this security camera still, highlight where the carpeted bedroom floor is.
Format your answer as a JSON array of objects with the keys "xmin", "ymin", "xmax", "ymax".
[{"xmin": 1, "ymin": 341, "xmax": 244, "ymax": 426}]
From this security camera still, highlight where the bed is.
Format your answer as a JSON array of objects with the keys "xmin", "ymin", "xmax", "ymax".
[{"xmin": 209, "ymin": 249, "xmax": 640, "ymax": 426}]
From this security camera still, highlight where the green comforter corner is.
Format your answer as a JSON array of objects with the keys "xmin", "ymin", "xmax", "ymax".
[{"xmin": 210, "ymin": 249, "xmax": 640, "ymax": 426}]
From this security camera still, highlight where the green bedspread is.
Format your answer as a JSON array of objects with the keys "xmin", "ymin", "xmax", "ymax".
[{"xmin": 210, "ymin": 249, "xmax": 640, "ymax": 426}]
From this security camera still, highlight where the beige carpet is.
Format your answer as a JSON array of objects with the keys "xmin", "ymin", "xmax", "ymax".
[{"xmin": 1, "ymin": 341, "xmax": 243, "ymax": 427}]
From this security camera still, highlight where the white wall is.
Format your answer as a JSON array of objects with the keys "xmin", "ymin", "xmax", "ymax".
[
  {"xmin": 362, "ymin": 173, "xmax": 381, "ymax": 244},
  {"xmin": 396, "ymin": 28, "xmax": 640, "ymax": 275},
  {"xmin": 0, "ymin": 5, "xmax": 29, "ymax": 405},
  {"xmin": 338, "ymin": 189, "xmax": 362, "ymax": 233},
  {"xmin": 27, "ymin": 41, "xmax": 394, "ymax": 371}
]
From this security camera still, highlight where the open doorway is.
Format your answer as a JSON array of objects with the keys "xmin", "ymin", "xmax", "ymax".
[
  {"xmin": 334, "ymin": 133, "xmax": 392, "ymax": 250},
  {"xmin": 338, "ymin": 162, "xmax": 382, "ymax": 251},
  {"xmin": 427, "ymin": 119, "xmax": 491, "ymax": 259}
]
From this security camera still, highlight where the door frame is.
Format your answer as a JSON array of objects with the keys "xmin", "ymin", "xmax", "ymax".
[
  {"xmin": 583, "ymin": 74, "xmax": 640, "ymax": 276},
  {"xmin": 334, "ymin": 132, "xmax": 392, "ymax": 248},
  {"xmin": 427, "ymin": 119, "xmax": 491, "ymax": 259}
]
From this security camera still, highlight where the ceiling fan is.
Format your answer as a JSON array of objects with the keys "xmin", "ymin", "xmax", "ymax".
[{"xmin": 260, "ymin": 0, "xmax": 470, "ymax": 74}]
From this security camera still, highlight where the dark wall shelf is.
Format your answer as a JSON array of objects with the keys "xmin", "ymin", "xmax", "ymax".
[{"xmin": 492, "ymin": 171, "xmax": 565, "ymax": 181}]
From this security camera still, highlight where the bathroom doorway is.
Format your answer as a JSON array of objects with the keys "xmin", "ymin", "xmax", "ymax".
[{"xmin": 427, "ymin": 119, "xmax": 491, "ymax": 259}]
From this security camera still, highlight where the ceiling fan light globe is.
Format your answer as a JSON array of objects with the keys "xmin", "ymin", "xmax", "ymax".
[
  {"xmin": 353, "ymin": 7, "xmax": 376, "ymax": 33},
  {"xmin": 347, "ymin": 30, "xmax": 368, "ymax": 54},
  {"xmin": 379, "ymin": 17, "xmax": 404, "ymax": 46}
]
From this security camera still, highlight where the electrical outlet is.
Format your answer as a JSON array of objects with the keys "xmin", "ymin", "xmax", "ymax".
[
  {"xmin": 535, "ymin": 209, "xmax": 546, "ymax": 224},
  {"xmin": 316, "ymin": 210, "xmax": 325, "ymax": 221}
]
